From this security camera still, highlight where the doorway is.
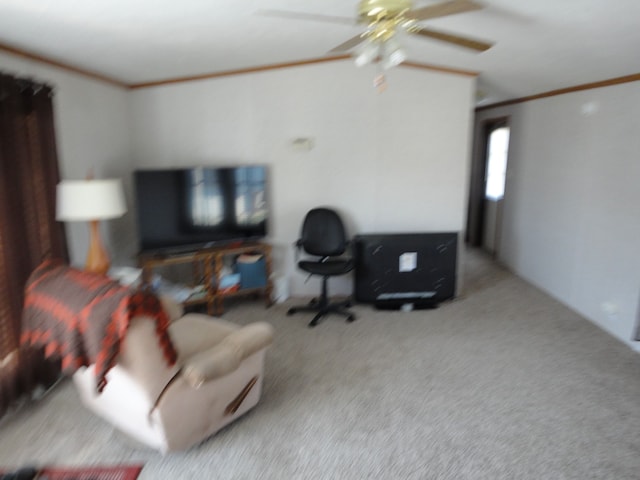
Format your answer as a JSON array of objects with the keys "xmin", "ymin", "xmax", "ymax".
[{"xmin": 466, "ymin": 117, "xmax": 511, "ymax": 257}]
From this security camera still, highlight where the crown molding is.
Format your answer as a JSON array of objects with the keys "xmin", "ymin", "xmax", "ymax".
[
  {"xmin": 0, "ymin": 42, "xmax": 127, "ymax": 89},
  {"xmin": 401, "ymin": 61, "xmax": 478, "ymax": 77},
  {"xmin": 476, "ymin": 72, "xmax": 640, "ymax": 112},
  {"xmin": 130, "ymin": 57, "xmax": 479, "ymax": 89},
  {"xmin": 1, "ymin": 41, "xmax": 478, "ymax": 91},
  {"xmin": 128, "ymin": 55, "xmax": 352, "ymax": 89}
]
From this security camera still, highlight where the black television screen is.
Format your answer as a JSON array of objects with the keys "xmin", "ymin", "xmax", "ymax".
[{"xmin": 134, "ymin": 165, "xmax": 268, "ymax": 254}]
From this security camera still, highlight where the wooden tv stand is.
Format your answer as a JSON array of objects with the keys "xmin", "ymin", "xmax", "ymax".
[{"xmin": 138, "ymin": 242, "xmax": 273, "ymax": 316}]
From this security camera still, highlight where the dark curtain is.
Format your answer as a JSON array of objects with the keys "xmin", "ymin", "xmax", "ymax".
[{"xmin": 0, "ymin": 72, "xmax": 68, "ymax": 418}]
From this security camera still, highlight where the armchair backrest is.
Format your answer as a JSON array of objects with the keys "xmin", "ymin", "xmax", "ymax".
[{"xmin": 300, "ymin": 207, "xmax": 348, "ymax": 257}]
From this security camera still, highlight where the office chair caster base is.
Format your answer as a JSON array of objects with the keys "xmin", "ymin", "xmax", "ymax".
[
  {"xmin": 286, "ymin": 308, "xmax": 297, "ymax": 316},
  {"xmin": 308, "ymin": 311, "xmax": 326, "ymax": 327}
]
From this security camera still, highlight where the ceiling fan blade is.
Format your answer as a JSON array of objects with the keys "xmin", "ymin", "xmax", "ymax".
[
  {"xmin": 328, "ymin": 34, "xmax": 368, "ymax": 53},
  {"xmin": 256, "ymin": 9, "xmax": 356, "ymax": 26},
  {"xmin": 407, "ymin": 0, "xmax": 484, "ymax": 21},
  {"xmin": 411, "ymin": 26, "xmax": 493, "ymax": 51}
]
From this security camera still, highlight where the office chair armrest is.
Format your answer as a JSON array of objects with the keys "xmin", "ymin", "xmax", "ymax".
[{"xmin": 344, "ymin": 238, "xmax": 354, "ymax": 255}]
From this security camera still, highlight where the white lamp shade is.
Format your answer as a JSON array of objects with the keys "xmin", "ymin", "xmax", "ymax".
[{"xmin": 56, "ymin": 179, "xmax": 127, "ymax": 221}]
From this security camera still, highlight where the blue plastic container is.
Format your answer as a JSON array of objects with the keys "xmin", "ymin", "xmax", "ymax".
[{"xmin": 237, "ymin": 257, "xmax": 267, "ymax": 289}]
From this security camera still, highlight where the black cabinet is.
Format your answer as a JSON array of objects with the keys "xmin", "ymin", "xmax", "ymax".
[{"xmin": 353, "ymin": 232, "xmax": 457, "ymax": 308}]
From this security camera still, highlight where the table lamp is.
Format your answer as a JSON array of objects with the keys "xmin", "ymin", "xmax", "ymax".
[{"xmin": 56, "ymin": 178, "xmax": 127, "ymax": 275}]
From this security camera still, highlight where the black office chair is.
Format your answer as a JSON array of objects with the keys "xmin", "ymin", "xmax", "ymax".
[{"xmin": 287, "ymin": 207, "xmax": 356, "ymax": 327}]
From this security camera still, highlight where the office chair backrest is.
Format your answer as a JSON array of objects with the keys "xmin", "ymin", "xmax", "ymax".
[{"xmin": 300, "ymin": 208, "xmax": 348, "ymax": 257}]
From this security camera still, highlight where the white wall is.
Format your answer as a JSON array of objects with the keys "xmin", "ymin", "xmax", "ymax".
[
  {"xmin": 0, "ymin": 52, "xmax": 134, "ymax": 267},
  {"xmin": 130, "ymin": 60, "xmax": 476, "ymax": 295},
  {"xmin": 475, "ymin": 82, "xmax": 640, "ymax": 350}
]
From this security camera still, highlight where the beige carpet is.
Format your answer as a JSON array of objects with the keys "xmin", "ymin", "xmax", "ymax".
[{"xmin": 1, "ymin": 249, "xmax": 640, "ymax": 479}]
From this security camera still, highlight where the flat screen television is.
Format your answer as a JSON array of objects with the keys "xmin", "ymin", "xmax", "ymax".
[{"xmin": 134, "ymin": 165, "xmax": 268, "ymax": 254}]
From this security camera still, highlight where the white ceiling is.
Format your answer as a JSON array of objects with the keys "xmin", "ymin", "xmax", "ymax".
[{"xmin": 1, "ymin": 0, "xmax": 639, "ymax": 105}]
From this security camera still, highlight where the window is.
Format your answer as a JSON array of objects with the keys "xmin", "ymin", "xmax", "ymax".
[
  {"xmin": 485, "ymin": 127, "xmax": 510, "ymax": 200},
  {"xmin": 189, "ymin": 168, "xmax": 223, "ymax": 226},
  {"xmin": 234, "ymin": 166, "xmax": 267, "ymax": 225}
]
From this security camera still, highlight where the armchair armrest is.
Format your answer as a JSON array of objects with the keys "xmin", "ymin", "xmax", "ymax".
[
  {"xmin": 159, "ymin": 295, "xmax": 184, "ymax": 322},
  {"xmin": 182, "ymin": 322, "xmax": 274, "ymax": 388}
]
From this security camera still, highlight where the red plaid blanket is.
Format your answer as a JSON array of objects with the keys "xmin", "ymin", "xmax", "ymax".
[{"xmin": 21, "ymin": 259, "xmax": 177, "ymax": 392}]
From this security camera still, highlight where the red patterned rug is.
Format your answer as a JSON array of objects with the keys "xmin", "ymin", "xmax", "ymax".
[{"xmin": 1, "ymin": 464, "xmax": 143, "ymax": 480}]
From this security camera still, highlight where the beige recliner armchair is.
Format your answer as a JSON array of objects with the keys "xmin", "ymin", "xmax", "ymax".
[{"xmin": 73, "ymin": 298, "xmax": 274, "ymax": 453}]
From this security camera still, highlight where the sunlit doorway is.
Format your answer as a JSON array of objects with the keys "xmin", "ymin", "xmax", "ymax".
[
  {"xmin": 466, "ymin": 117, "xmax": 511, "ymax": 258},
  {"xmin": 483, "ymin": 125, "xmax": 510, "ymax": 255}
]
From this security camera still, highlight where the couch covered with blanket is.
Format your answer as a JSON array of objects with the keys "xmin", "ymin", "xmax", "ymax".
[{"xmin": 21, "ymin": 260, "xmax": 274, "ymax": 453}]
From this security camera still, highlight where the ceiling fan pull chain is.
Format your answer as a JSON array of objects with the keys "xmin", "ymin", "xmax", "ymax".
[
  {"xmin": 373, "ymin": 55, "xmax": 387, "ymax": 93},
  {"xmin": 374, "ymin": 72, "xmax": 387, "ymax": 93}
]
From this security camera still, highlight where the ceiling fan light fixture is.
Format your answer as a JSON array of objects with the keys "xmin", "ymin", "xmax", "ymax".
[
  {"xmin": 378, "ymin": 35, "xmax": 407, "ymax": 69},
  {"xmin": 383, "ymin": 45, "xmax": 407, "ymax": 69},
  {"xmin": 263, "ymin": 0, "xmax": 495, "ymax": 81},
  {"xmin": 358, "ymin": 0, "xmax": 412, "ymax": 20},
  {"xmin": 354, "ymin": 41, "xmax": 380, "ymax": 67}
]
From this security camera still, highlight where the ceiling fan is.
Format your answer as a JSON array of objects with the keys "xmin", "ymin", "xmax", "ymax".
[{"xmin": 260, "ymin": 0, "xmax": 494, "ymax": 69}]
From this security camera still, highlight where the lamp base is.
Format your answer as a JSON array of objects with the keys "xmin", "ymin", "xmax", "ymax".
[{"xmin": 85, "ymin": 220, "xmax": 110, "ymax": 275}]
